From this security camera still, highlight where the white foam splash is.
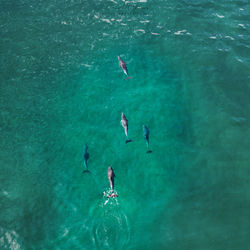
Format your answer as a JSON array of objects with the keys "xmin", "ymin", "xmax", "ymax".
[
  {"xmin": 103, "ymin": 189, "xmax": 119, "ymax": 205},
  {"xmin": 238, "ymin": 23, "xmax": 246, "ymax": 29},
  {"xmin": 215, "ymin": 13, "xmax": 225, "ymax": 18},
  {"xmin": 140, "ymin": 20, "xmax": 150, "ymax": 23},
  {"xmin": 62, "ymin": 228, "xmax": 69, "ymax": 237},
  {"xmin": 82, "ymin": 64, "xmax": 93, "ymax": 70},
  {"xmin": 124, "ymin": 0, "xmax": 147, "ymax": 2},
  {"xmin": 225, "ymin": 35, "xmax": 235, "ymax": 40},
  {"xmin": 2, "ymin": 190, "xmax": 8, "ymax": 197},
  {"xmin": 174, "ymin": 30, "xmax": 187, "ymax": 35},
  {"xmin": 151, "ymin": 32, "xmax": 160, "ymax": 36},
  {"xmin": 0, "ymin": 229, "xmax": 21, "ymax": 250},
  {"xmin": 101, "ymin": 19, "xmax": 112, "ymax": 24},
  {"xmin": 236, "ymin": 57, "xmax": 243, "ymax": 63},
  {"xmin": 134, "ymin": 29, "xmax": 146, "ymax": 35},
  {"xmin": 209, "ymin": 36, "xmax": 217, "ymax": 39}
]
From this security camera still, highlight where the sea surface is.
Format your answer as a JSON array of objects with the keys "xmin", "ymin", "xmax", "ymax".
[{"xmin": 0, "ymin": 0, "xmax": 250, "ymax": 249}]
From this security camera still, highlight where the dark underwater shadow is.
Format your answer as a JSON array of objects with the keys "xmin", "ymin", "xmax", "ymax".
[
  {"xmin": 126, "ymin": 139, "xmax": 133, "ymax": 144},
  {"xmin": 82, "ymin": 170, "xmax": 91, "ymax": 174}
]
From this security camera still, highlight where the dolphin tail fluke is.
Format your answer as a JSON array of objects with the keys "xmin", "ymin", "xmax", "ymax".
[
  {"xmin": 83, "ymin": 160, "xmax": 88, "ymax": 169},
  {"xmin": 82, "ymin": 169, "xmax": 90, "ymax": 174},
  {"xmin": 125, "ymin": 128, "xmax": 128, "ymax": 137},
  {"xmin": 124, "ymin": 76, "xmax": 132, "ymax": 80},
  {"xmin": 146, "ymin": 139, "xmax": 151, "ymax": 153}
]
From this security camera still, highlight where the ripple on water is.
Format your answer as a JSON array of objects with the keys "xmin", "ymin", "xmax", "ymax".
[{"xmin": 87, "ymin": 190, "xmax": 131, "ymax": 250}]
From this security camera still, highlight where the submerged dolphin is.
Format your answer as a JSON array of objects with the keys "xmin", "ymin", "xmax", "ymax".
[
  {"xmin": 118, "ymin": 56, "xmax": 131, "ymax": 80},
  {"xmin": 82, "ymin": 144, "xmax": 90, "ymax": 173},
  {"xmin": 143, "ymin": 125, "xmax": 152, "ymax": 153}
]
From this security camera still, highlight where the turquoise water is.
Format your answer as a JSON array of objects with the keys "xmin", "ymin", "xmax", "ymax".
[{"xmin": 1, "ymin": 0, "xmax": 250, "ymax": 249}]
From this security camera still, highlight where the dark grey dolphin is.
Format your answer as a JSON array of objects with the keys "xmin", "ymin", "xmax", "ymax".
[
  {"xmin": 143, "ymin": 125, "xmax": 152, "ymax": 153},
  {"xmin": 118, "ymin": 56, "xmax": 131, "ymax": 80},
  {"xmin": 82, "ymin": 144, "xmax": 90, "ymax": 173}
]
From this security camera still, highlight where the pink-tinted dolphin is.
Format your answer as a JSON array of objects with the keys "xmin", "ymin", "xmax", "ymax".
[
  {"xmin": 108, "ymin": 166, "xmax": 115, "ymax": 190},
  {"xmin": 118, "ymin": 56, "xmax": 131, "ymax": 80},
  {"xmin": 121, "ymin": 112, "xmax": 132, "ymax": 143},
  {"xmin": 121, "ymin": 112, "xmax": 128, "ymax": 137},
  {"xmin": 107, "ymin": 166, "xmax": 118, "ymax": 198}
]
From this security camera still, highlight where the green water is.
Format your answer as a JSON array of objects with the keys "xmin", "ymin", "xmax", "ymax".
[{"xmin": 1, "ymin": 0, "xmax": 250, "ymax": 249}]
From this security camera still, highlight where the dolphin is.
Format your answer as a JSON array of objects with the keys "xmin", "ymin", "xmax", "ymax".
[
  {"xmin": 143, "ymin": 125, "xmax": 152, "ymax": 153},
  {"xmin": 108, "ymin": 166, "xmax": 115, "ymax": 190},
  {"xmin": 82, "ymin": 144, "xmax": 90, "ymax": 173},
  {"xmin": 118, "ymin": 56, "xmax": 131, "ymax": 80},
  {"xmin": 107, "ymin": 166, "xmax": 118, "ymax": 198},
  {"xmin": 121, "ymin": 113, "xmax": 132, "ymax": 143}
]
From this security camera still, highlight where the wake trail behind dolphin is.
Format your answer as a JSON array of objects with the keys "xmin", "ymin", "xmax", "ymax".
[{"xmin": 89, "ymin": 194, "xmax": 131, "ymax": 249}]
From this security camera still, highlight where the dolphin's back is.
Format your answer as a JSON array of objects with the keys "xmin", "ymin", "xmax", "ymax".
[
  {"xmin": 118, "ymin": 57, "xmax": 128, "ymax": 75},
  {"xmin": 84, "ymin": 152, "xmax": 89, "ymax": 159},
  {"xmin": 143, "ymin": 126, "xmax": 149, "ymax": 138},
  {"xmin": 83, "ymin": 145, "xmax": 89, "ymax": 169}
]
